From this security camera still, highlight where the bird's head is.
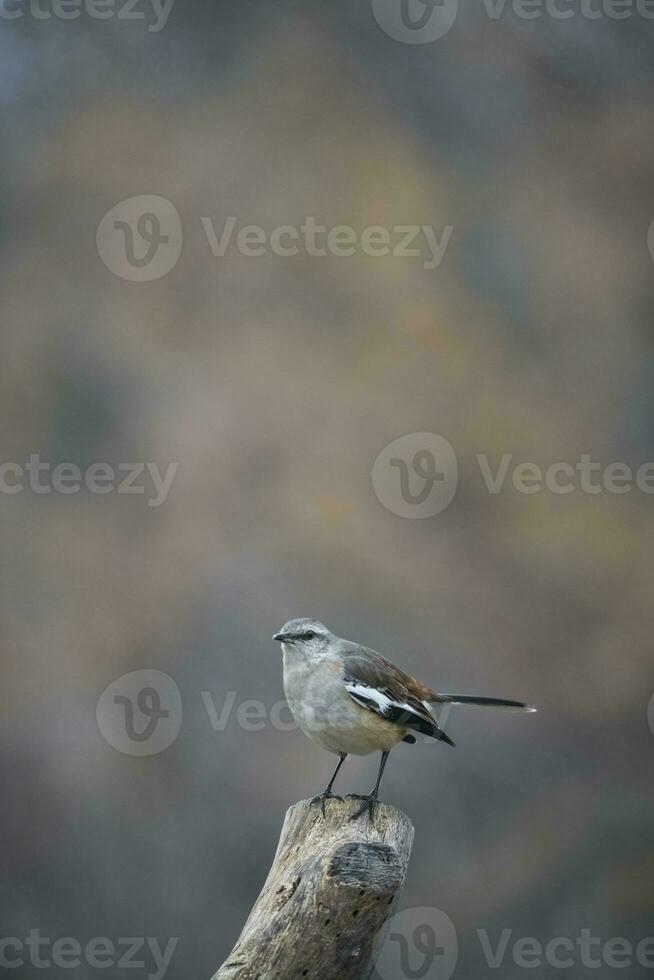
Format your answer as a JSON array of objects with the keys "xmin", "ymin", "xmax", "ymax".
[{"xmin": 272, "ymin": 618, "xmax": 334, "ymax": 660}]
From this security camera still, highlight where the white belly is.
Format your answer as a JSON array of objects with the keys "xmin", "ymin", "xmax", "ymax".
[{"xmin": 282, "ymin": 647, "xmax": 405, "ymax": 756}]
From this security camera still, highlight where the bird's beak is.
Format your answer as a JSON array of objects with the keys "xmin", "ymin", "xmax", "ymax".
[{"xmin": 272, "ymin": 633, "xmax": 285, "ymax": 642}]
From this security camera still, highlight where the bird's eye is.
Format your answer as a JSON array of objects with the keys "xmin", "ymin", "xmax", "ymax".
[{"xmin": 304, "ymin": 630, "xmax": 316, "ymax": 639}]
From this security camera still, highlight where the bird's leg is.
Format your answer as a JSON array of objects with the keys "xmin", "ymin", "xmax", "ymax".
[
  {"xmin": 349, "ymin": 751, "xmax": 390, "ymax": 823},
  {"xmin": 310, "ymin": 754, "xmax": 347, "ymax": 818}
]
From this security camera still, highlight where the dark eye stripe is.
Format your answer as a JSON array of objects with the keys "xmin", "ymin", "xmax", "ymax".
[{"xmin": 283, "ymin": 629, "xmax": 318, "ymax": 641}]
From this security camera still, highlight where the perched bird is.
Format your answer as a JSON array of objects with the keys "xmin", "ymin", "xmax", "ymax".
[{"xmin": 273, "ymin": 618, "xmax": 536, "ymax": 821}]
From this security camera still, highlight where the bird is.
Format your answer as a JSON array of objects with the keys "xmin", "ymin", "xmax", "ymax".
[{"xmin": 273, "ymin": 618, "xmax": 536, "ymax": 822}]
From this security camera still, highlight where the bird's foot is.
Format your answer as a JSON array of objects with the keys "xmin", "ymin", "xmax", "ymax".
[
  {"xmin": 348, "ymin": 793, "xmax": 378, "ymax": 823},
  {"xmin": 310, "ymin": 789, "xmax": 343, "ymax": 819}
]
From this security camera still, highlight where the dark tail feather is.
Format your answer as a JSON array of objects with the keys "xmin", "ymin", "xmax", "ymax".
[
  {"xmin": 403, "ymin": 727, "xmax": 455, "ymax": 746},
  {"xmin": 433, "ymin": 694, "xmax": 537, "ymax": 713}
]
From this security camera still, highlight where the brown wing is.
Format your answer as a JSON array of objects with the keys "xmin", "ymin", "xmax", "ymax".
[{"xmin": 341, "ymin": 645, "xmax": 454, "ymax": 744}]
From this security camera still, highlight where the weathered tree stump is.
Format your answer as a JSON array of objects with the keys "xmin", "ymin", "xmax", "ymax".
[{"xmin": 212, "ymin": 797, "xmax": 415, "ymax": 980}]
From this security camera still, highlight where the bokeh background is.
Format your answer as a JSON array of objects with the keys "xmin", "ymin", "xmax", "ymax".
[{"xmin": 2, "ymin": 2, "xmax": 654, "ymax": 978}]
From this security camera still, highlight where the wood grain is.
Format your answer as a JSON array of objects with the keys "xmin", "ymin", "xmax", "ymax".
[{"xmin": 212, "ymin": 797, "xmax": 415, "ymax": 980}]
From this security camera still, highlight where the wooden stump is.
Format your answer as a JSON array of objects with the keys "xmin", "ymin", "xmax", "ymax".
[{"xmin": 212, "ymin": 797, "xmax": 415, "ymax": 980}]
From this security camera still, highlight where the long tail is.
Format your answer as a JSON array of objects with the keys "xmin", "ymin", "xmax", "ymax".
[{"xmin": 431, "ymin": 693, "xmax": 537, "ymax": 713}]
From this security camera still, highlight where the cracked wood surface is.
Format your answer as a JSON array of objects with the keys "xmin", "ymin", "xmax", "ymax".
[{"xmin": 212, "ymin": 797, "xmax": 415, "ymax": 980}]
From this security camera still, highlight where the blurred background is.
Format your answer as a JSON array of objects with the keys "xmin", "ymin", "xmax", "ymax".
[{"xmin": 2, "ymin": 2, "xmax": 654, "ymax": 977}]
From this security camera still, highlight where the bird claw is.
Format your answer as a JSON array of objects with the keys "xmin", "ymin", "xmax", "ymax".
[
  {"xmin": 310, "ymin": 791, "xmax": 343, "ymax": 818},
  {"xmin": 348, "ymin": 794, "xmax": 377, "ymax": 823}
]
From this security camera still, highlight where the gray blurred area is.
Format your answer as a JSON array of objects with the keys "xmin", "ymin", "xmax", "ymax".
[{"xmin": 2, "ymin": 2, "xmax": 654, "ymax": 978}]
